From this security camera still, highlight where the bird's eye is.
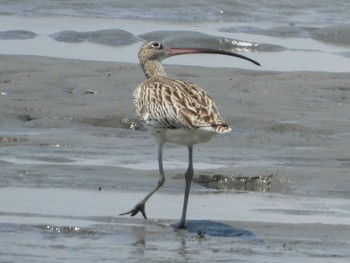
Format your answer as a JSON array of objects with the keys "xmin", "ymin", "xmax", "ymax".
[{"xmin": 151, "ymin": 41, "xmax": 162, "ymax": 48}]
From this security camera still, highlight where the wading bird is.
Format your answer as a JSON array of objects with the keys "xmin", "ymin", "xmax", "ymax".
[{"xmin": 120, "ymin": 41, "xmax": 260, "ymax": 229}]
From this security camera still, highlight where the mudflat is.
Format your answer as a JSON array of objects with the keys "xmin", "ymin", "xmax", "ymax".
[{"xmin": 1, "ymin": 54, "xmax": 350, "ymax": 262}]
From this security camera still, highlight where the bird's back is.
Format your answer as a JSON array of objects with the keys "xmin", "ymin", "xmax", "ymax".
[{"xmin": 133, "ymin": 76, "xmax": 231, "ymax": 134}]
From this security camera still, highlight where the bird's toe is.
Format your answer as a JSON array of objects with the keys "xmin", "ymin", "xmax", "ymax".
[{"xmin": 120, "ymin": 202, "xmax": 147, "ymax": 220}]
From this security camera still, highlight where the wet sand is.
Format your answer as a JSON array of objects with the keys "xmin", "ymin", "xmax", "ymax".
[{"xmin": 1, "ymin": 54, "xmax": 350, "ymax": 262}]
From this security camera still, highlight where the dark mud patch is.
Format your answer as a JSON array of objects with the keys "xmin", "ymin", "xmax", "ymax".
[
  {"xmin": 51, "ymin": 29, "xmax": 140, "ymax": 46},
  {"xmin": 0, "ymin": 136, "xmax": 27, "ymax": 145},
  {"xmin": 16, "ymin": 114, "xmax": 35, "ymax": 122},
  {"xmin": 194, "ymin": 173, "xmax": 292, "ymax": 194},
  {"xmin": 0, "ymin": 30, "xmax": 37, "ymax": 40},
  {"xmin": 72, "ymin": 114, "xmax": 142, "ymax": 130},
  {"xmin": 311, "ymin": 24, "xmax": 350, "ymax": 46},
  {"xmin": 269, "ymin": 121, "xmax": 332, "ymax": 135},
  {"xmin": 176, "ymin": 220, "xmax": 260, "ymax": 240}
]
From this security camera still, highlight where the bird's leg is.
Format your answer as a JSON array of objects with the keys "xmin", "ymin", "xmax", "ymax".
[
  {"xmin": 178, "ymin": 145, "xmax": 194, "ymax": 229},
  {"xmin": 120, "ymin": 142, "xmax": 165, "ymax": 219}
]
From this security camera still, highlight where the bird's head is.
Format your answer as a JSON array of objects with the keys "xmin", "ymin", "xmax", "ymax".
[{"xmin": 138, "ymin": 41, "xmax": 170, "ymax": 62}]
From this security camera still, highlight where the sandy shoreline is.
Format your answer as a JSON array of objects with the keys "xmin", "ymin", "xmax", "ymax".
[{"xmin": 1, "ymin": 54, "xmax": 350, "ymax": 261}]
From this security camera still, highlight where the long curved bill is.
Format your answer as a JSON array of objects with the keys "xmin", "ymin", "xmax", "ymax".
[{"xmin": 167, "ymin": 47, "xmax": 261, "ymax": 66}]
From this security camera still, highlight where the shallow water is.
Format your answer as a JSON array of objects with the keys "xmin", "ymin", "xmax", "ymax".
[
  {"xmin": 1, "ymin": 122, "xmax": 350, "ymax": 262},
  {"xmin": 0, "ymin": 1, "xmax": 350, "ymax": 71},
  {"xmin": 1, "ymin": 186, "xmax": 350, "ymax": 262}
]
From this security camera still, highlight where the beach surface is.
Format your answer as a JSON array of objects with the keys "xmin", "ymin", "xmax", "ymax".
[{"xmin": 1, "ymin": 54, "xmax": 350, "ymax": 262}]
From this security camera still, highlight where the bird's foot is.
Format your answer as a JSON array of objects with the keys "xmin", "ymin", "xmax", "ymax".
[
  {"xmin": 120, "ymin": 202, "xmax": 147, "ymax": 219},
  {"xmin": 177, "ymin": 222, "xmax": 187, "ymax": 230}
]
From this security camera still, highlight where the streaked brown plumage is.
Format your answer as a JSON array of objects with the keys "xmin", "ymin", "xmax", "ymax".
[
  {"xmin": 121, "ymin": 41, "xmax": 260, "ymax": 228},
  {"xmin": 133, "ymin": 76, "xmax": 230, "ymax": 134}
]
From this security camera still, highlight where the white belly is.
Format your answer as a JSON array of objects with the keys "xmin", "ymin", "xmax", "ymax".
[{"xmin": 153, "ymin": 127, "xmax": 216, "ymax": 146}]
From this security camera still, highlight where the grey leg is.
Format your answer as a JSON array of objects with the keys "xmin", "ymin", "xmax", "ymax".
[
  {"xmin": 120, "ymin": 142, "xmax": 165, "ymax": 219},
  {"xmin": 178, "ymin": 145, "xmax": 194, "ymax": 229}
]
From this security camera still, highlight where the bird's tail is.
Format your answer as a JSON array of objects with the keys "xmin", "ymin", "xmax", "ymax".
[{"xmin": 212, "ymin": 123, "xmax": 231, "ymax": 134}]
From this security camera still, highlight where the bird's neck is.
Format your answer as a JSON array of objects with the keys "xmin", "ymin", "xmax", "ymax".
[{"xmin": 141, "ymin": 60, "xmax": 167, "ymax": 79}]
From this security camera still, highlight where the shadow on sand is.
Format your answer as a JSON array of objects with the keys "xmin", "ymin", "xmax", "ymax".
[{"xmin": 173, "ymin": 220, "xmax": 262, "ymax": 241}]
